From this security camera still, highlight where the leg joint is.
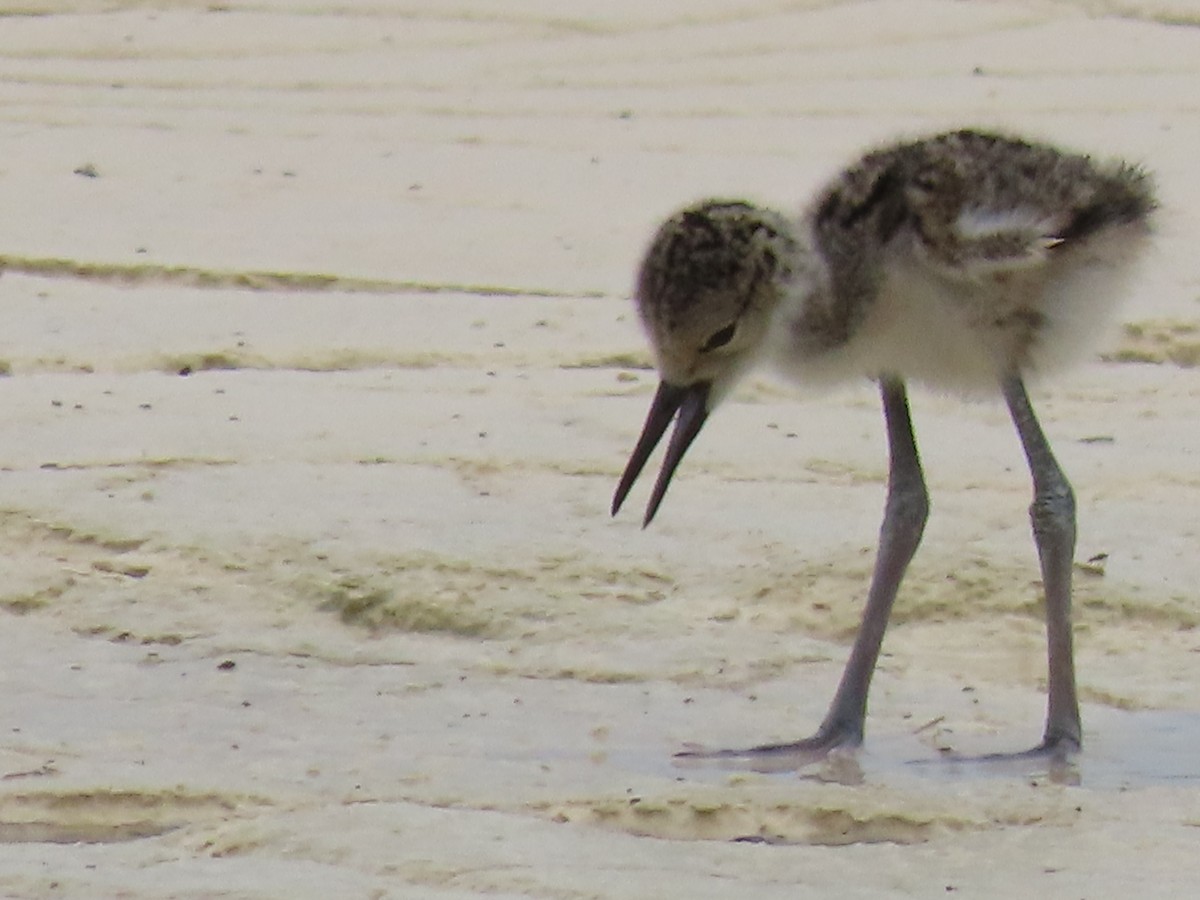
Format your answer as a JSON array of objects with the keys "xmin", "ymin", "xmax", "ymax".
[
  {"xmin": 885, "ymin": 481, "xmax": 930, "ymax": 534},
  {"xmin": 1029, "ymin": 483, "xmax": 1075, "ymax": 540}
]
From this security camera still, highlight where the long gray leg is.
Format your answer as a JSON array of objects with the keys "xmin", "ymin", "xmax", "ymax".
[
  {"xmin": 679, "ymin": 376, "xmax": 928, "ymax": 759},
  {"xmin": 813, "ymin": 376, "xmax": 930, "ymax": 744},
  {"xmin": 1001, "ymin": 376, "xmax": 1082, "ymax": 752}
]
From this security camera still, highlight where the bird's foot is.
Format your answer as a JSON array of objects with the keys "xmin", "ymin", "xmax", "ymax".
[
  {"xmin": 1008, "ymin": 731, "xmax": 1081, "ymax": 760},
  {"xmin": 927, "ymin": 731, "xmax": 1081, "ymax": 785},
  {"xmin": 965, "ymin": 728, "xmax": 1080, "ymax": 763},
  {"xmin": 674, "ymin": 725, "xmax": 863, "ymax": 778}
]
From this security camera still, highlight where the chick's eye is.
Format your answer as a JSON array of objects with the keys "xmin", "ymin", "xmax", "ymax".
[{"xmin": 701, "ymin": 323, "xmax": 737, "ymax": 353}]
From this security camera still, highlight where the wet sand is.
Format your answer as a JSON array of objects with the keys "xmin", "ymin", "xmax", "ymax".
[{"xmin": 2, "ymin": 1, "xmax": 1200, "ymax": 897}]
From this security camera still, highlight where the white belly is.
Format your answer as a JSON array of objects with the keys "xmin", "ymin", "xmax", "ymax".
[{"xmin": 765, "ymin": 223, "xmax": 1151, "ymax": 395}]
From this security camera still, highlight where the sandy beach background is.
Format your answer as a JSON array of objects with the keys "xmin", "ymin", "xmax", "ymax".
[{"xmin": 1, "ymin": 1, "xmax": 1200, "ymax": 896}]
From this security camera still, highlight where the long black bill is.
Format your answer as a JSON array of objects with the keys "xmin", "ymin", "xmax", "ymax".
[{"xmin": 611, "ymin": 380, "xmax": 711, "ymax": 527}]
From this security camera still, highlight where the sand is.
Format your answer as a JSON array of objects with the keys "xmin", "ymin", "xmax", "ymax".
[{"xmin": 1, "ymin": 1, "xmax": 1200, "ymax": 897}]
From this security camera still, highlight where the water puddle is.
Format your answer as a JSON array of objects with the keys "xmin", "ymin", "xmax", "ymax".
[{"xmin": 606, "ymin": 708, "xmax": 1200, "ymax": 790}]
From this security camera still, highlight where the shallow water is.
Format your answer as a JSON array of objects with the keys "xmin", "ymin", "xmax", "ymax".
[{"xmin": 608, "ymin": 708, "xmax": 1200, "ymax": 790}]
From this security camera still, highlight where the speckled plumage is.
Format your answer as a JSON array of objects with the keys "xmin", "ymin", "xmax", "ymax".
[
  {"xmin": 635, "ymin": 129, "xmax": 1155, "ymax": 398},
  {"xmin": 613, "ymin": 129, "xmax": 1157, "ymax": 765}
]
